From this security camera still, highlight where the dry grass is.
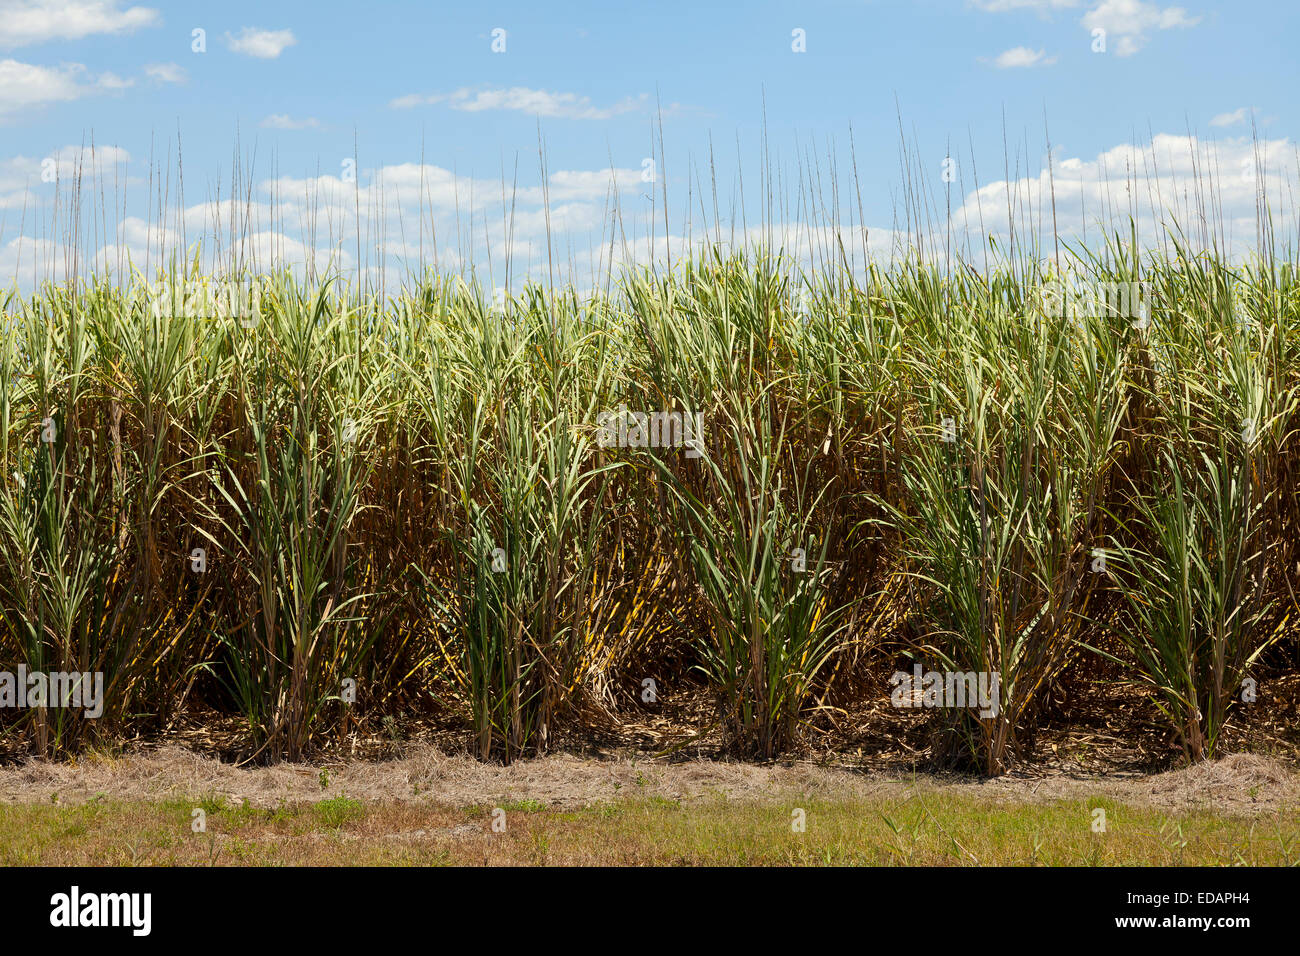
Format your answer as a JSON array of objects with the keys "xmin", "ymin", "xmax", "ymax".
[{"xmin": 3, "ymin": 744, "xmax": 1296, "ymax": 817}]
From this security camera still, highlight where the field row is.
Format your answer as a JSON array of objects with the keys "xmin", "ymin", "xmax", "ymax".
[{"xmin": 2, "ymin": 240, "xmax": 1298, "ymax": 770}]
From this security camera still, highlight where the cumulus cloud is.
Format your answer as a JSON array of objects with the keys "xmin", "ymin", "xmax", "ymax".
[
  {"xmin": 0, "ymin": 160, "xmax": 653, "ymax": 285},
  {"xmin": 0, "ymin": 154, "xmax": 41, "ymax": 208},
  {"xmin": 0, "ymin": 145, "xmax": 130, "ymax": 268},
  {"xmin": 0, "ymin": 59, "xmax": 131, "ymax": 116},
  {"xmin": 47, "ymin": 142, "xmax": 129, "ymax": 169},
  {"xmin": 95, "ymin": 216, "xmax": 348, "ymax": 278},
  {"xmin": 144, "ymin": 61, "xmax": 186, "ymax": 84},
  {"xmin": 952, "ymin": 133, "xmax": 1296, "ymax": 258},
  {"xmin": 225, "ymin": 27, "xmax": 296, "ymax": 59},
  {"xmin": 534, "ymin": 168, "xmax": 643, "ymax": 202},
  {"xmin": 0, "ymin": 144, "xmax": 127, "ymax": 194},
  {"xmin": 390, "ymin": 87, "xmax": 650, "ymax": 120},
  {"xmin": 1081, "ymin": 0, "xmax": 1200, "ymax": 56},
  {"xmin": 0, "ymin": 235, "xmax": 66, "ymax": 283},
  {"xmin": 0, "ymin": 0, "xmax": 158, "ymax": 48},
  {"xmin": 260, "ymin": 114, "xmax": 321, "ymax": 130},
  {"xmin": 992, "ymin": 46, "xmax": 1058, "ymax": 67},
  {"xmin": 971, "ymin": 0, "xmax": 1200, "ymax": 56},
  {"xmin": 260, "ymin": 163, "xmax": 642, "ymax": 224},
  {"xmin": 10, "ymin": 131, "xmax": 1291, "ymax": 294},
  {"xmin": 1210, "ymin": 107, "xmax": 1252, "ymax": 128}
]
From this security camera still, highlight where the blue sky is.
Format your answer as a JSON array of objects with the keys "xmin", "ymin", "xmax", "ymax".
[{"xmin": 1, "ymin": 0, "xmax": 1297, "ymax": 287}]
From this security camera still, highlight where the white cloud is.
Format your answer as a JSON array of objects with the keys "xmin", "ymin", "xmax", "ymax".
[
  {"xmin": 21, "ymin": 133, "xmax": 1288, "ymax": 295},
  {"xmin": 952, "ymin": 133, "xmax": 1296, "ymax": 258},
  {"xmin": 260, "ymin": 113, "xmax": 321, "ymax": 130},
  {"xmin": 0, "ymin": 154, "xmax": 35, "ymax": 187},
  {"xmin": 260, "ymin": 163, "xmax": 642, "ymax": 224},
  {"xmin": 238, "ymin": 162, "xmax": 652, "ymax": 284},
  {"xmin": 225, "ymin": 27, "xmax": 296, "ymax": 59},
  {"xmin": 390, "ymin": 86, "xmax": 649, "ymax": 120},
  {"xmin": 1081, "ymin": 0, "xmax": 1200, "ymax": 56},
  {"xmin": 542, "ymin": 168, "xmax": 643, "ymax": 202},
  {"xmin": 95, "ymin": 70, "xmax": 130, "ymax": 90},
  {"xmin": 104, "ymin": 217, "xmax": 346, "ymax": 276},
  {"xmin": 971, "ymin": 0, "xmax": 1200, "ymax": 56},
  {"xmin": 48, "ymin": 142, "xmax": 129, "ymax": 164},
  {"xmin": 1210, "ymin": 107, "xmax": 1252, "ymax": 128},
  {"xmin": 0, "ymin": 58, "xmax": 130, "ymax": 116},
  {"xmin": 0, "ymin": 146, "xmax": 895, "ymax": 290},
  {"xmin": 144, "ymin": 61, "xmax": 186, "ymax": 84},
  {"xmin": 0, "ymin": 144, "xmax": 127, "ymax": 213},
  {"xmin": 0, "ymin": 235, "xmax": 66, "ymax": 282},
  {"xmin": 0, "ymin": 154, "xmax": 41, "ymax": 208},
  {"xmin": 0, "ymin": 0, "xmax": 158, "ymax": 48},
  {"xmin": 992, "ymin": 46, "xmax": 1058, "ymax": 67},
  {"xmin": 44, "ymin": 143, "xmax": 129, "ymax": 178}
]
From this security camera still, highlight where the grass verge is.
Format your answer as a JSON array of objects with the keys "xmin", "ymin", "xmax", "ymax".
[{"xmin": 3, "ymin": 790, "xmax": 1297, "ymax": 866}]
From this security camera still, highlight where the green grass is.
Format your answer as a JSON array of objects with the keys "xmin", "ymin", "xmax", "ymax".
[
  {"xmin": 312, "ymin": 795, "xmax": 364, "ymax": 829},
  {"xmin": 1, "ymin": 792, "xmax": 1296, "ymax": 866}
]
